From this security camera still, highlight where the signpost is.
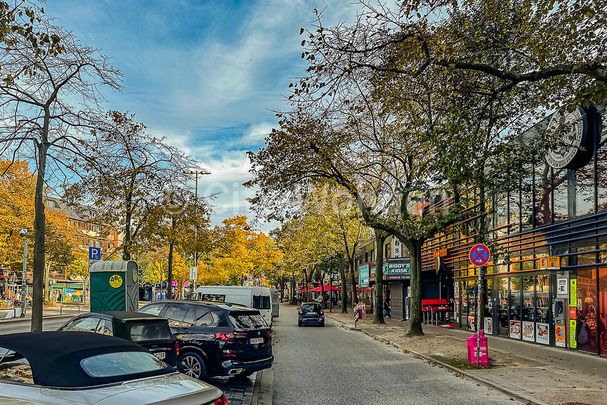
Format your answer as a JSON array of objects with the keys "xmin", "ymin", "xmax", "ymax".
[{"xmin": 469, "ymin": 243, "xmax": 491, "ymax": 367}]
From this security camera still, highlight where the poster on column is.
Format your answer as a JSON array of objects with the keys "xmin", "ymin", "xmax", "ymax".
[
  {"xmin": 509, "ymin": 320, "xmax": 521, "ymax": 339},
  {"xmin": 484, "ymin": 317, "xmax": 493, "ymax": 335},
  {"xmin": 555, "ymin": 324, "xmax": 566, "ymax": 347},
  {"xmin": 569, "ymin": 320, "xmax": 577, "ymax": 349},
  {"xmin": 536, "ymin": 323, "xmax": 549, "ymax": 345},
  {"xmin": 522, "ymin": 321, "xmax": 535, "ymax": 342}
]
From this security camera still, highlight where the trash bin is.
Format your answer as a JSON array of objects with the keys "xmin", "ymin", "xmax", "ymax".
[{"xmin": 466, "ymin": 329, "xmax": 489, "ymax": 367}]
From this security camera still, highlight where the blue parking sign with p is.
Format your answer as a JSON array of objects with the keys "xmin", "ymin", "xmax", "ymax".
[{"xmin": 89, "ymin": 246, "xmax": 101, "ymax": 261}]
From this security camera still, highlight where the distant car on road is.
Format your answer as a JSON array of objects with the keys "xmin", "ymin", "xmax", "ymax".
[
  {"xmin": 0, "ymin": 332, "xmax": 228, "ymax": 405},
  {"xmin": 298, "ymin": 302, "xmax": 325, "ymax": 327},
  {"xmin": 138, "ymin": 300, "xmax": 273, "ymax": 381},
  {"xmin": 57, "ymin": 311, "xmax": 178, "ymax": 366}
]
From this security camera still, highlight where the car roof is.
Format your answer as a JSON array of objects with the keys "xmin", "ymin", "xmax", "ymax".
[
  {"xmin": 301, "ymin": 302, "xmax": 321, "ymax": 305},
  {"xmin": 102, "ymin": 311, "xmax": 166, "ymax": 321},
  {"xmin": 0, "ymin": 332, "xmax": 170, "ymax": 387},
  {"xmin": 144, "ymin": 300, "xmax": 260, "ymax": 314}
]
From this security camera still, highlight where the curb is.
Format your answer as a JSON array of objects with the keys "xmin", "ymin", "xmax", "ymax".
[
  {"xmin": 252, "ymin": 367, "xmax": 273, "ymax": 405},
  {"xmin": 327, "ymin": 314, "xmax": 543, "ymax": 405}
]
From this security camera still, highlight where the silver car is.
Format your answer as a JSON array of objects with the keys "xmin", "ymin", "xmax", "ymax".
[{"xmin": 0, "ymin": 331, "xmax": 228, "ymax": 405}]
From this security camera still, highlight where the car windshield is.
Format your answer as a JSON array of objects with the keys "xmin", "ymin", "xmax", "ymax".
[
  {"xmin": 301, "ymin": 304, "xmax": 321, "ymax": 313},
  {"xmin": 80, "ymin": 351, "xmax": 168, "ymax": 378},
  {"xmin": 129, "ymin": 322, "xmax": 172, "ymax": 342},
  {"xmin": 229, "ymin": 312, "xmax": 267, "ymax": 329}
]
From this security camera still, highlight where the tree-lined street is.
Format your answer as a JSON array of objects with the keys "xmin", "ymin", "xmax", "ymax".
[{"xmin": 273, "ymin": 305, "xmax": 516, "ymax": 404}]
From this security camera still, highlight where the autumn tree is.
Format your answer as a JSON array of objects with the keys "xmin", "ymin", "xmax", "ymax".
[
  {"xmin": 142, "ymin": 186, "xmax": 211, "ymax": 298},
  {"xmin": 69, "ymin": 111, "xmax": 193, "ymax": 262},
  {"xmin": 0, "ymin": 18, "xmax": 121, "ymax": 331}
]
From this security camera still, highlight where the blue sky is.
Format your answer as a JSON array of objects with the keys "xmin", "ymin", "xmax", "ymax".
[{"xmin": 44, "ymin": 0, "xmax": 357, "ymax": 231}]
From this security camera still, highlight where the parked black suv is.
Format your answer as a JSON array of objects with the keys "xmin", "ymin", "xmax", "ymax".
[
  {"xmin": 58, "ymin": 312, "xmax": 177, "ymax": 366},
  {"xmin": 138, "ymin": 300, "xmax": 273, "ymax": 381}
]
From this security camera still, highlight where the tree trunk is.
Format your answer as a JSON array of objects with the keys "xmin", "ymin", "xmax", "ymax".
[
  {"xmin": 374, "ymin": 231, "xmax": 387, "ymax": 324},
  {"xmin": 320, "ymin": 271, "xmax": 326, "ymax": 309},
  {"xmin": 31, "ymin": 142, "xmax": 48, "ymax": 332},
  {"xmin": 339, "ymin": 255, "xmax": 348, "ymax": 313},
  {"xmin": 167, "ymin": 240, "xmax": 174, "ymax": 300},
  {"xmin": 290, "ymin": 273, "xmax": 296, "ymax": 304},
  {"xmin": 407, "ymin": 240, "xmax": 424, "ymax": 336},
  {"xmin": 123, "ymin": 196, "xmax": 132, "ymax": 261},
  {"xmin": 349, "ymin": 256, "xmax": 357, "ymax": 307}
]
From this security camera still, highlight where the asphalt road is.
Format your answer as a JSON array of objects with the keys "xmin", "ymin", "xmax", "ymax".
[
  {"xmin": 0, "ymin": 317, "xmax": 71, "ymax": 334},
  {"xmin": 273, "ymin": 305, "xmax": 519, "ymax": 405}
]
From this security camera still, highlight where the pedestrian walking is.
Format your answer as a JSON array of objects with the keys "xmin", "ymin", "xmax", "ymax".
[
  {"xmin": 383, "ymin": 297, "xmax": 391, "ymax": 319},
  {"xmin": 354, "ymin": 300, "xmax": 364, "ymax": 328}
]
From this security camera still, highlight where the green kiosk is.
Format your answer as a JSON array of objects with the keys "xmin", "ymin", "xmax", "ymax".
[{"xmin": 89, "ymin": 260, "xmax": 139, "ymax": 312}]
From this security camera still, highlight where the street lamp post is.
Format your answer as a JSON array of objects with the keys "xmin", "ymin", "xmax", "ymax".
[
  {"xmin": 184, "ymin": 168, "xmax": 210, "ymax": 298},
  {"xmin": 19, "ymin": 228, "xmax": 28, "ymax": 317}
]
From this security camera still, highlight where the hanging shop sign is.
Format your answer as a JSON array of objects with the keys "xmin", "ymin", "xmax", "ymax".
[
  {"xmin": 545, "ymin": 107, "xmax": 597, "ymax": 170},
  {"xmin": 555, "ymin": 325, "xmax": 566, "ymax": 347},
  {"xmin": 433, "ymin": 248, "xmax": 448, "ymax": 258},
  {"xmin": 393, "ymin": 239, "xmax": 402, "ymax": 258},
  {"xmin": 539, "ymin": 256, "xmax": 561, "ymax": 270},
  {"xmin": 384, "ymin": 261, "xmax": 410, "ymax": 280},
  {"xmin": 358, "ymin": 264, "xmax": 369, "ymax": 287}
]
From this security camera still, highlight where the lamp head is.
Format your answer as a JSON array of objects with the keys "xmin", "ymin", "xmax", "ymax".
[{"xmin": 19, "ymin": 228, "xmax": 28, "ymax": 237}]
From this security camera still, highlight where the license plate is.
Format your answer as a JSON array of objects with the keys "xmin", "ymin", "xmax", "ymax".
[
  {"xmin": 250, "ymin": 337, "xmax": 264, "ymax": 345},
  {"xmin": 154, "ymin": 352, "xmax": 166, "ymax": 360}
]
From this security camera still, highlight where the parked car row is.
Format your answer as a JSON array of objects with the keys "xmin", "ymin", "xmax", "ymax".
[{"xmin": 0, "ymin": 299, "xmax": 274, "ymax": 404}]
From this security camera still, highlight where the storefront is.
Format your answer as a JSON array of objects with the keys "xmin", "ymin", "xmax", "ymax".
[{"xmin": 429, "ymin": 105, "xmax": 607, "ymax": 355}]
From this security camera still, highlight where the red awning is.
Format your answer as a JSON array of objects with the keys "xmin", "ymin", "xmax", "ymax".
[{"xmin": 309, "ymin": 285, "xmax": 341, "ymax": 293}]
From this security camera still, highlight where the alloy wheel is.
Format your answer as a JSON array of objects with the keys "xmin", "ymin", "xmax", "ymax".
[{"xmin": 181, "ymin": 355, "xmax": 202, "ymax": 378}]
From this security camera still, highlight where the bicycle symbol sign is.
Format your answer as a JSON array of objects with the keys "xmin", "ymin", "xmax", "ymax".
[{"xmin": 469, "ymin": 243, "xmax": 491, "ymax": 267}]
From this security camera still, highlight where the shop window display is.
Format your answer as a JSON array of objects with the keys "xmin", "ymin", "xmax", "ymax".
[
  {"xmin": 521, "ymin": 169, "xmax": 534, "ymax": 231},
  {"xmin": 536, "ymin": 274, "xmax": 550, "ymax": 345},
  {"xmin": 498, "ymin": 278, "xmax": 509, "ymax": 336},
  {"xmin": 596, "ymin": 143, "xmax": 607, "ymax": 212},
  {"xmin": 509, "ymin": 277, "xmax": 522, "ymax": 339},
  {"xmin": 576, "ymin": 269, "xmax": 598, "ymax": 354},
  {"xmin": 522, "ymin": 276, "xmax": 536, "ymax": 341},
  {"xmin": 599, "ymin": 268, "xmax": 607, "ymax": 356},
  {"xmin": 509, "ymin": 190, "xmax": 521, "ymax": 234},
  {"xmin": 484, "ymin": 279, "xmax": 494, "ymax": 334}
]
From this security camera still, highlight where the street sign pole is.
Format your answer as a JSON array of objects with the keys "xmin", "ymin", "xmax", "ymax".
[{"xmin": 469, "ymin": 243, "xmax": 490, "ymax": 367}]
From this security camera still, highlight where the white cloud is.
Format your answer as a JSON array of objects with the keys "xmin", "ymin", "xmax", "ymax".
[{"xmin": 240, "ymin": 122, "xmax": 274, "ymax": 145}]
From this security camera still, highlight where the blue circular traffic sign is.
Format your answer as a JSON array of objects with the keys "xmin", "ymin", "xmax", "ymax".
[{"xmin": 469, "ymin": 243, "xmax": 491, "ymax": 267}]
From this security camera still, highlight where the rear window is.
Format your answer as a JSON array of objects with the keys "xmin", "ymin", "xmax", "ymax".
[
  {"xmin": 262, "ymin": 296, "xmax": 271, "ymax": 310},
  {"xmin": 0, "ymin": 347, "xmax": 33, "ymax": 384},
  {"xmin": 129, "ymin": 322, "xmax": 172, "ymax": 342},
  {"xmin": 301, "ymin": 304, "xmax": 321, "ymax": 313},
  {"xmin": 80, "ymin": 352, "xmax": 167, "ymax": 378},
  {"xmin": 229, "ymin": 312, "xmax": 267, "ymax": 329}
]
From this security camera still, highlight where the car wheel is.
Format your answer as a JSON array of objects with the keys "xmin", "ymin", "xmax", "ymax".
[{"xmin": 178, "ymin": 352, "xmax": 208, "ymax": 381}]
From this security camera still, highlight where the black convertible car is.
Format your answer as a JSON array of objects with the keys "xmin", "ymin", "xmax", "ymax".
[{"xmin": 0, "ymin": 332, "xmax": 227, "ymax": 404}]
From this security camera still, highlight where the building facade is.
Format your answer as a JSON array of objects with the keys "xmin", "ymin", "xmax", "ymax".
[{"xmin": 422, "ymin": 105, "xmax": 607, "ymax": 356}]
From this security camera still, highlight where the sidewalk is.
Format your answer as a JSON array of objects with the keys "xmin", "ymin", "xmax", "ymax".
[
  {"xmin": 327, "ymin": 311, "xmax": 607, "ymax": 405},
  {"xmin": 0, "ymin": 304, "xmax": 88, "ymax": 323}
]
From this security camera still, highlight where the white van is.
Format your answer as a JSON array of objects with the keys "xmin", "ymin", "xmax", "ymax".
[{"xmin": 194, "ymin": 286, "xmax": 273, "ymax": 326}]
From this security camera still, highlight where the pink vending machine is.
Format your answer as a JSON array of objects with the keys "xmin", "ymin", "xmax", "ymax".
[{"xmin": 466, "ymin": 329, "xmax": 489, "ymax": 367}]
